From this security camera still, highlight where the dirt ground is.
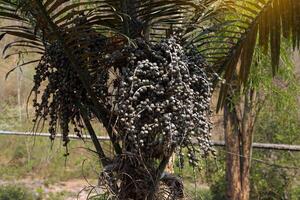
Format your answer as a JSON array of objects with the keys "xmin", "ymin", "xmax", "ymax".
[{"xmin": 0, "ymin": 178, "xmax": 101, "ymax": 200}]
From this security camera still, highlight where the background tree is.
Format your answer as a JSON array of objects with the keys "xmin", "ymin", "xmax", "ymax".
[
  {"xmin": 189, "ymin": 1, "xmax": 300, "ymax": 199},
  {"xmin": 222, "ymin": 43, "xmax": 298, "ymax": 200},
  {"xmin": 207, "ymin": 46, "xmax": 300, "ymax": 200}
]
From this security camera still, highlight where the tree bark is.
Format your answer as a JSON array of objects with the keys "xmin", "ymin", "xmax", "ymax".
[
  {"xmin": 224, "ymin": 89, "xmax": 259, "ymax": 200},
  {"xmin": 224, "ymin": 102, "xmax": 242, "ymax": 200},
  {"xmin": 240, "ymin": 92, "xmax": 255, "ymax": 200}
]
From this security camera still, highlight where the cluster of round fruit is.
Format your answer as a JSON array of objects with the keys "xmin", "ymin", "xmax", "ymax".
[
  {"xmin": 117, "ymin": 37, "xmax": 213, "ymax": 166},
  {"xmin": 32, "ymin": 40, "xmax": 109, "ymax": 146}
]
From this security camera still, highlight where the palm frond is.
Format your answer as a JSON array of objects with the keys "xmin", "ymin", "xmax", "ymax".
[
  {"xmin": 0, "ymin": 0, "xmax": 121, "ymax": 54},
  {"xmin": 134, "ymin": 0, "xmax": 195, "ymax": 39},
  {"xmin": 96, "ymin": 0, "xmax": 197, "ymax": 40},
  {"xmin": 185, "ymin": 0, "xmax": 300, "ymax": 110},
  {"xmin": 0, "ymin": 0, "xmax": 123, "ymax": 154}
]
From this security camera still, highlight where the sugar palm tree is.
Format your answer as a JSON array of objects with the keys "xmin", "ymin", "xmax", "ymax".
[{"xmin": 0, "ymin": 0, "xmax": 299, "ymax": 199}]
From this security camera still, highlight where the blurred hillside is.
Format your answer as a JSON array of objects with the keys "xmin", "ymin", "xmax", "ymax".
[{"xmin": 0, "ymin": 20, "xmax": 37, "ymax": 130}]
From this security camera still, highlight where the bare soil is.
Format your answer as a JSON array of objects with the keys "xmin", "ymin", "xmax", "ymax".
[{"xmin": 0, "ymin": 178, "xmax": 101, "ymax": 200}]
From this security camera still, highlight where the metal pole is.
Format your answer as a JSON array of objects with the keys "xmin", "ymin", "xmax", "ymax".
[
  {"xmin": 0, "ymin": 130, "xmax": 110, "ymax": 141},
  {"xmin": 0, "ymin": 130, "xmax": 300, "ymax": 151}
]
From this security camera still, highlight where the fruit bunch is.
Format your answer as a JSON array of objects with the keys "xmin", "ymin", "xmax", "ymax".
[
  {"xmin": 116, "ymin": 37, "xmax": 213, "ymax": 166},
  {"xmin": 32, "ymin": 38, "xmax": 109, "ymax": 147}
]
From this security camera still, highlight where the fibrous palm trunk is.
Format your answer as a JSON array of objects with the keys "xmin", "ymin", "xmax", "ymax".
[
  {"xmin": 224, "ymin": 102, "xmax": 242, "ymax": 200},
  {"xmin": 224, "ymin": 89, "xmax": 258, "ymax": 200}
]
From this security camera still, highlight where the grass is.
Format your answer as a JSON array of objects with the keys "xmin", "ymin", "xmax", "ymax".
[
  {"xmin": 0, "ymin": 135, "xmax": 104, "ymax": 182},
  {"xmin": 0, "ymin": 110, "xmax": 102, "ymax": 182},
  {"xmin": 0, "ymin": 184, "xmax": 79, "ymax": 200},
  {"xmin": 185, "ymin": 187, "xmax": 213, "ymax": 200},
  {"xmin": 0, "ymin": 185, "xmax": 35, "ymax": 200},
  {"xmin": 0, "ymin": 184, "xmax": 212, "ymax": 200},
  {"xmin": 0, "ymin": 98, "xmax": 108, "ymax": 182}
]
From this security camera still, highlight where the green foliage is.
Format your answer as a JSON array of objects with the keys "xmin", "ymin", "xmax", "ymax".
[
  {"xmin": 250, "ymin": 79, "xmax": 300, "ymax": 199},
  {"xmin": 206, "ymin": 151, "xmax": 299, "ymax": 200},
  {"xmin": 185, "ymin": 187, "xmax": 213, "ymax": 200},
  {"xmin": 291, "ymin": 186, "xmax": 300, "ymax": 200},
  {"xmin": 0, "ymin": 135, "xmax": 102, "ymax": 182},
  {"xmin": 0, "ymin": 185, "xmax": 79, "ymax": 200},
  {"xmin": 204, "ymin": 152, "xmax": 227, "ymax": 200},
  {"xmin": 0, "ymin": 185, "xmax": 35, "ymax": 200},
  {"xmin": 0, "ymin": 104, "xmax": 33, "ymax": 130},
  {"xmin": 250, "ymin": 161, "xmax": 292, "ymax": 200},
  {"xmin": 249, "ymin": 42, "xmax": 300, "ymax": 200},
  {"xmin": 47, "ymin": 191, "xmax": 73, "ymax": 200},
  {"xmin": 0, "ymin": 100, "xmax": 103, "ymax": 181},
  {"xmin": 209, "ymin": 177, "xmax": 226, "ymax": 200},
  {"xmin": 206, "ymin": 41, "xmax": 300, "ymax": 200}
]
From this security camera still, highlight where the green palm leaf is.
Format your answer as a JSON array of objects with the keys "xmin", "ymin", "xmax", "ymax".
[
  {"xmin": 185, "ymin": 0, "xmax": 300, "ymax": 110},
  {"xmin": 0, "ymin": 0, "xmax": 124, "ymax": 157}
]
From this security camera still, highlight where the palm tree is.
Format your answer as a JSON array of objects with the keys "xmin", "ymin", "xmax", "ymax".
[{"xmin": 0, "ymin": 0, "xmax": 299, "ymax": 199}]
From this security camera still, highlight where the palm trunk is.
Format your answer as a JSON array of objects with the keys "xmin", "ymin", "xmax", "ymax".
[
  {"xmin": 240, "ymin": 133, "xmax": 252, "ymax": 200},
  {"xmin": 239, "ymin": 93, "xmax": 252, "ymax": 200},
  {"xmin": 224, "ymin": 102, "xmax": 242, "ymax": 200},
  {"xmin": 224, "ymin": 89, "xmax": 259, "ymax": 200},
  {"xmin": 119, "ymin": 167, "xmax": 156, "ymax": 200}
]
